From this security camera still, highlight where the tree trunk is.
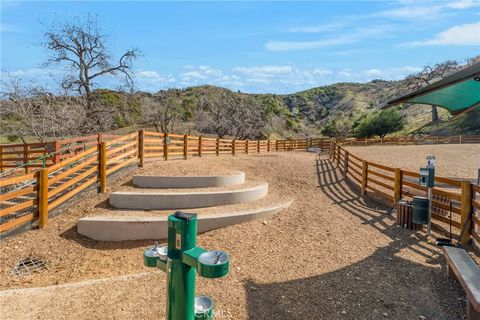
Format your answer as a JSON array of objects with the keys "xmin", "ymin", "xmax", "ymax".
[{"xmin": 431, "ymin": 105, "xmax": 439, "ymax": 122}]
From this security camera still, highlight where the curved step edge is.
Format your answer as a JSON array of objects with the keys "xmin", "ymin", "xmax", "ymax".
[
  {"xmin": 133, "ymin": 171, "xmax": 245, "ymax": 188},
  {"xmin": 78, "ymin": 200, "xmax": 293, "ymax": 241},
  {"xmin": 109, "ymin": 182, "xmax": 268, "ymax": 210}
]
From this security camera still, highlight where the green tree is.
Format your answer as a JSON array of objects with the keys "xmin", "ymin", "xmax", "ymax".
[
  {"xmin": 321, "ymin": 120, "xmax": 337, "ymax": 137},
  {"xmin": 355, "ymin": 108, "xmax": 405, "ymax": 138},
  {"xmin": 321, "ymin": 119, "xmax": 352, "ymax": 138}
]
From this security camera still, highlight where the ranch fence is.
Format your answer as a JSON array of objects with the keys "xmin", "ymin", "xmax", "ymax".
[
  {"xmin": 336, "ymin": 135, "xmax": 480, "ymax": 146},
  {"xmin": 0, "ymin": 134, "xmax": 119, "ymax": 175},
  {"xmin": 330, "ymin": 141, "xmax": 480, "ymax": 252},
  {"xmin": 0, "ymin": 130, "xmax": 330, "ymax": 236},
  {"xmin": 2, "ymin": 134, "xmax": 478, "ymax": 176}
]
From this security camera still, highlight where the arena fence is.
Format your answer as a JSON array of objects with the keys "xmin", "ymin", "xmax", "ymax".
[
  {"xmin": 0, "ymin": 134, "xmax": 119, "ymax": 175},
  {"xmin": 2, "ymin": 134, "xmax": 478, "ymax": 176},
  {"xmin": 0, "ymin": 130, "xmax": 330, "ymax": 236},
  {"xmin": 336, "ymin": 135, "xmax": 480, "ymax": 146},
  {"xmin": 330, "ymin": 141, "xmax": 480, "ymax": 252}
]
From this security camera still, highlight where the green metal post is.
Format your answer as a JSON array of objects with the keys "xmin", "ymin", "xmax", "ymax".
[
  {"xmin": 167, "ymin": 212, "xmax": 198, "ymax": 320},
  {"xmin": 143, "ymin": 211, "xmax": 229, "ymax": 320}
]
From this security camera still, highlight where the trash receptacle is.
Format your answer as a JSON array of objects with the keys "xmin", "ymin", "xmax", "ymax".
[
  {"xmin": 412, "ymin": 196, "xmax": 429, "ymax": 225},
  {"xmin": 396, "ymin": 200, "xmax": 422, "ymax": 231}
]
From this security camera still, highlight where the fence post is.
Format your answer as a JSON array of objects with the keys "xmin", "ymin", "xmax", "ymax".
[
  {"xmin": 23, "ymin": 144, "xmax": 29, "ymax": 174},
  {"xmin": 257, "ymin": 140, "xmax": 260, "ymax": 153},
  {"xmin": 97, "ymin": 133, "xmax": 103, "ymax": 144},
  {"xmin": 139, "ymin": 130, "xmax": 145, "ymax": 167},
  {"xmin": 184, "ymin": 135, "xmax": 188, "ymax": 160},
  {"xmin": 53, "ymin": 140, "xmax": 62, "ymax": 164},
  {"xmin": 232, "ymin": 140, "xmax": 236, "ymax": 156},
  {"xmin": 198, "ymin": 136, "xmax": 203, "ymax": 158},
  {"xmin": 275, "ymin": 140, "xmax": 279, "ymax": 152},
  {"xmin": 38, "ymin": 169, "xmax": 49, "ymax": 228},
  {"xmin": 459, "ymin": 135, "xmax": 462, "ymax": 144},
  {"xmin": 460, "ymin": 180, "xmax": 472, "ymax": 245},
  {"xmin": 246, "ymin": 140, "xmax": 249, "ymax": 154},
  {"xmin": 99, "ymin": 142, "xmax": 107, "ymax": 193},
  {"xmin": 216, "ymin": 138, "xmax": 220, "ymax": 156},
  {"xmin": 336, "ymin": 145, "xmax": 341, "ymax": 166},
  {"xmin": 0, "ymin": 146, "xmax": 3, "ymax": 172},
  {"xmin": 164, "ymin": 133, "xmax": 169, "ymax": 161},
  {"xmin": 267, "ymin": 140, "xmax": 271, "ymax": 152},
  {"xmin": 361, "ymin": 160, "xmax": 368, "ymax": 196},
  {"xmin": 344, "ymin": 151, "xmax": 349, "ymax": 178},
  {"xmin": 394, "ymin": 168, "xmax": 403, "ymax": 203}
]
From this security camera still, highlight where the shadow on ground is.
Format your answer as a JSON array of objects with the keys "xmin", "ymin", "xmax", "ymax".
[
  {"xmin": 59, "ymin": 224, "xmax": 163, "ymax": 250},
  {"xmin": 245, "ymin": 157, "xmax": 464, "ymax": 320}
]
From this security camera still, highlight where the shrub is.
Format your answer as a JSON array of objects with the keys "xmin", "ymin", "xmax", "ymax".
[{"xmin": 355, "ymin": 108, "xmax": 405, "ymax": 138}]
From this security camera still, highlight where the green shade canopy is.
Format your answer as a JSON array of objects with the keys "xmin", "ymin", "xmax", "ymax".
[{"xmin": 385, "ymin": 62, "xmax": 480, "ymax": 115}]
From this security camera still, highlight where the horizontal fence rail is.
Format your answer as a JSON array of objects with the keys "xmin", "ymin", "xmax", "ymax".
[
  {"xmin": 330, "ymin": 141, "xmax": 479, "ymax": 251},
  {"xmin": 0, "ymin": 130, "xmax": 330, "ymax": 236}
]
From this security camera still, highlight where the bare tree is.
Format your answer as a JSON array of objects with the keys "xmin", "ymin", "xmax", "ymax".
[
  {"xmin": 195, "ymin": 88, "xmax": 270, "ymax": 139},
  {"xmin": 229, "ymin": 95, "xmax": 270, "ymax": 139},
  {"xmin": 404, "ymin": 60, "xmax": 462, "ymax": 121},
  {"xmin": 141, "ymin": 91, "xmax": 181, "ymax": 133},
  {"xmin": 195, "ymin": 89, "xmax": 236, "ymax": 138},
  {"xmin": 42, "ymin": 15, "xmax": 140, "ymax": 112},
  {"xmin": 0, "ymin": 78, "xmax": 88, "ymax": 143}
]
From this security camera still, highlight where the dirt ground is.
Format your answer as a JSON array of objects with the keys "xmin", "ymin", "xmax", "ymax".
[
  {"xmin": 0, "ymin": 151, "xmax": 475, "ymax": 319},
  {"xmin": 345, "ymin": 144, "xmax": 480, "ymax": 179}
]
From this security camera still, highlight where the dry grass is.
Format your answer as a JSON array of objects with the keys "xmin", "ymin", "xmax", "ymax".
[{"xmin": 0, "ymin": 151, "xmax": 473, "ymax": 319}]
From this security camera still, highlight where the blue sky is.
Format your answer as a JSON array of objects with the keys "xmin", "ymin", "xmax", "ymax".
[{"xmin": 1, "ymin": 0, "xmax": 479, "ymax": 94}]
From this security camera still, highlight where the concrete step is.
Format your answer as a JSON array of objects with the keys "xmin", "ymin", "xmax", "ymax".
[
  {"xmin": 109, "ymin": 182, "xmax": 268, "ymax": 210},
  {"xmin": 132, "ymin": 171, "xmax": 245, "ymax": 188},
  {"xmin": 78, "ymin": 200, "xmax": 292, "ymax": 241}
]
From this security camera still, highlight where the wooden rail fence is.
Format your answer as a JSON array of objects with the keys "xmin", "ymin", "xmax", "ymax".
[
  {"xmin": 336, "ymin": 135, "xmax": 480, "ymax": 146},
  {"xmin": 0, "ymin": 133, "xmax": 118, "ymax": 175},
  {"xmin": 0, "ymin": 131, "xmax": 330, "ymax": 236},
  {"xmin": 330, "ymin": 142, "xmax": 480, "ymax": 251}
]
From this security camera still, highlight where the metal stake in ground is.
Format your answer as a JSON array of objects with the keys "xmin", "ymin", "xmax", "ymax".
[{"xmin": 143, "ymin": 211, "xmax": 229, "ymax": 320}]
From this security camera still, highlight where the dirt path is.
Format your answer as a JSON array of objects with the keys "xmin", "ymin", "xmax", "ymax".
[{"xmin": 0, "ymin": 152, "xmax": 468, "ymax": 319}]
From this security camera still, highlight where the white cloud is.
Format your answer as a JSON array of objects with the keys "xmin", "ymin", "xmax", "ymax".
[
  {"xmin": 137, "ymin": 71, "xmax": 161, "ymax": 79},
  {"xmin": 265, "ymin": 37, "xmax": 355, "ymax": 52},
  {"xmin": 179, "ymin": 66, "xmax": 244, "ymax": 88},
  {"xmin": 266, "ymin": 25, "xmax": 392, "ymax": 52},
  {"xmin": 445, "ymin": 0, "xmax": 480, "ymax": 9},
  {"xmin": 233, "ymin": 65, "xmax": 293, "ymax": 76},
  {"xmin": 403, "ymin": 22, "xmax": 480, "ymax": 46},
  {"xmin": 338, "ymin": 69, "xmax": 353, "ymax": 79},
  {"xmin": 363, "ymin": 66, "xmax": 421, "ymax": 80},
  {"xmin": 5, "ymin": 68, "xmax": 61, "ymax": 79},
  {"xmin": 0, "ymin": 64, "xmax": 423, "ymax": 94},
  {"xmin": 311, "ymin": 68, "xmax": 333, "ymax": 76},
  {"xmin": 288, "ymin": 22, "xmax": 346, "ymax": 33},
  {"xmin": 135, "ymin": 70, "xmax": 176, "ymax": 91},
  {"xmin": 0, "ymin": 23, "xmax": 21, "ymax": 33},
  {"xmin": 379, "ymin": 5, "xmax": 443, "ymax": 20}
]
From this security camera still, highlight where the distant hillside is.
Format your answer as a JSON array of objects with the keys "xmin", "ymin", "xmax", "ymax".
[
  {"xmin": 2, "ymin": 60, "xmax": 479, "ymax": 144},
  {"xmin": 145, "ymin": 79, "xmax": 479, "ymax": 139}
]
